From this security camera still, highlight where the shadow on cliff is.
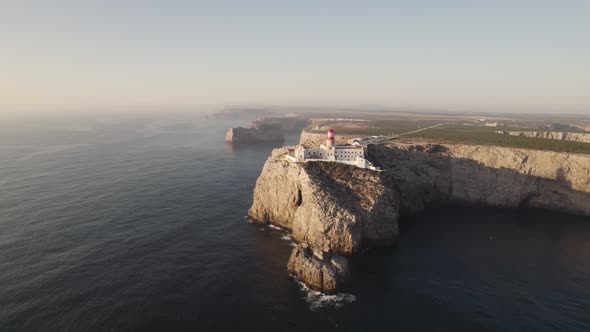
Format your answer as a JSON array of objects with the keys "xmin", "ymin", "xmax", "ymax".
[
  {"xmin": 303, "ymin": 162, "xmax": 365, "ymax": 214},
  {"xmin": 365, "ymin": 144, "xmax": 590, "ymax": 218},
  {"xmin": 303, "ymin": 161, "xmax": 400, "ymax": 249}
]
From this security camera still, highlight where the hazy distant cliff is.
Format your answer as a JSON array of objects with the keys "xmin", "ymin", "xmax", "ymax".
[
  {"xmin": 225, "ymin": 123, "xmax": 284, "ymax": 144},
  {"xmin": 248, "ymin": 143, "xmax": 590, "ymax": 293},
  {"xmin": 226, "ymin": 118, "xmax": 308, "ymax": 144}
]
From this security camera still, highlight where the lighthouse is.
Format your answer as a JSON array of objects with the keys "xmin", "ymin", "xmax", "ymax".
[
  {"xmin": 326, "ymin": 128, "xmax": 334, "ymax": 147},
  {"xmin": 285, "ymin": 127, "xmax": 379, "ymax": 170}
]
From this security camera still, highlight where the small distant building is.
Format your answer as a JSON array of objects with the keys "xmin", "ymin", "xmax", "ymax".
[{"xmin": 286, "ymin": 128, "xmax": 380, "ymax": 170}]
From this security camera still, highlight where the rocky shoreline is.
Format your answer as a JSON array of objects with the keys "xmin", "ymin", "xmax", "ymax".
[{"xmin": 248, "ymin": 142, "xmax": 590, "ymax": 293}]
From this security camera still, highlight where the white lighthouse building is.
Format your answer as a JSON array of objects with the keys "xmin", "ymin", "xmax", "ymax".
[{"xmin": 286, "ymin": 128, "xmax": 379, "ymax": 170}]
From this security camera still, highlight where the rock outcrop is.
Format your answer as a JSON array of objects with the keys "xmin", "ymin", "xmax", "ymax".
[
  {"xmin": 497, "ymin": 131, "xmax": 590, "ymax": 143},
  {"xmin": 287, "ymin": 244, "xmax": 349, "ymax": 294},
  {"xmin": 249, "ymin": 148, "xmax": 399, "ymax": 255},
  {"xmin": 370, "ymin": 143, "xmax": 590, "ymax": 216},
  {"xmin": 225, "ymin": 123, "xmax": 284, "ymax": 144},
  {"xmin": 249, "ymin": 142, "xmax": 590, "ymax": 293},
  {"xmin": 226, "ymin": 118, "xmax": 308, "ymax": 144}
]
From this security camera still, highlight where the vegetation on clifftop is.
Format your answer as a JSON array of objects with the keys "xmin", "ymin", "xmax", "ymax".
[{"xmin": 403, "ymin": 124, "xmax": 590, "ymax": 154}]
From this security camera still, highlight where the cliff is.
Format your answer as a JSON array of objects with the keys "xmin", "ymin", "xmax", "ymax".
[
  {"xmin": 248, "ymin": 143, "xmax": 590, "ymax": 293},
  {"xmin": 371, "ymin": 143, "xmax": 590, "ymax": 216},
  {"xmin": 249, "ymin": 148, "xmax": 399, "ymax": 254},
  {"xmin": 226, "ymin": 118, "xmax": 308, "ymax": 144},
  {"xmin": 225, "ymin": 123, "xmax": 284, "ymax": 144},
  {"xmin": 497, "ymin": 131, "xmax": 590, "ymax": 143},
  {"xmin": 254, "ymin": 117, "xmax": 308, "ymax": 132}
]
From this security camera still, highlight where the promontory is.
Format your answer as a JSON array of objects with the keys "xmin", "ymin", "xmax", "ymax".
[{"xmin": 248, "ymin": 139, "xmax": 590, "ymax": 294}]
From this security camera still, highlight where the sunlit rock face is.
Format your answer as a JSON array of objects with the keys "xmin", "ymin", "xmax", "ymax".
[
  {"xmin": 249, "ymin": 148, "xmax": 399, "ymax": 255},
  {"xmin": 369, "ymin": 143, "xmax": 590, "ymax": 216}
]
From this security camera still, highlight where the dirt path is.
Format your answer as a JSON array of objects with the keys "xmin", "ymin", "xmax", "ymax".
[{"xmin": 391, "ymin": 122, "xmax": 447, "ymax": 138}]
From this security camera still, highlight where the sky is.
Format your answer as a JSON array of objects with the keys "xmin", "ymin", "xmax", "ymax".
[{"xmin": 1, "ymin": 0, "xmax": 589, "ymax": 114}]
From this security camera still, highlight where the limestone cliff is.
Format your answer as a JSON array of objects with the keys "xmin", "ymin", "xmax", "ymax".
[
  {"xmin": 497, "ymin": 131, "xmax": 590, "ymax": 143},
  {"xmin": 226, "ymin": 118, "xmax": 308, "ymax": 144},
  {"xmin": 249, "ymin": 148, "xmax": 399, "ymax": 255},
  {"xmin": 370, "ymin": 143, "xmax": 590, "ymax": 216},
  {"xmin": 248, "ymin": 143, "xmax": 590, "ymax": 293},
  {"xmin": 287, "ymin": 244, "xmax": 349, "ymax": 294},
  {"xmin": 225, "ymin": 124, "xmax": 284, "ymax": 144}
]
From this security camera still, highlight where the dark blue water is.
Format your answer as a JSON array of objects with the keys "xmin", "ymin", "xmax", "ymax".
[{"xmin": 1, "ymin": 112, "xmax": 589, "ymax": 331}]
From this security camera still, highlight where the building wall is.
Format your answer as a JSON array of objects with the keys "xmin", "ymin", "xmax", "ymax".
[
  {"xmin": 292, "ymin": 144, "xmax": 373, "ymax": 167},
  {"xmin": 334, "ymin": 148, "xmax": 363, "ymax": 162},
  {"xmin": 287, "ymin": 147, "xmax": 379, "ymax": 171}
]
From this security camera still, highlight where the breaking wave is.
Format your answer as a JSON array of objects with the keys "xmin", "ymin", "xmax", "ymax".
[
  {"xmin": 296, "ymin": 281, "xmax": 356, "ymax": 311},
  {"xmin": 268, "ymin": 224, "xmax": 283, "ymax": 231}
]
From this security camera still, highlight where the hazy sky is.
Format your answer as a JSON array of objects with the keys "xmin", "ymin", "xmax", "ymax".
[{"xmin": 1, "ymin": 0, "xmax": 589, "ymax": 114}]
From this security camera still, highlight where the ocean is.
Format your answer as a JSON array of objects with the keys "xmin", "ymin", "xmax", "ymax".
[{"xmin": 1, "ymin": 112, "xmax": 589, "ymax": 331}]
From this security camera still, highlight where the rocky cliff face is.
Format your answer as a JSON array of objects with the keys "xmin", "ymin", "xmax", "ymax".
[
  {"xmin": 226, "ymin": 118, "xmax": 308, "ymax": 144},
  {"xmin": 371, "ymin": 143, "xmax": 590, "ymax": 216},
  {"xmin": 225, "ymin": 124, "xmax": 284, "ymax": 144},
  {"xmin": 249, "ymin": 148, "xmax": 399, "ymax": 255},
  {"xmin": 497, "ymin": 131, "xmax": 590, "ymax": 143},
  {"xmin": 248, "ymin": 143, "xmax": 590, "ymax": 293},
  {"xmin": 287, "ymin": 244, "xmax": 349, "ymax": 294}
]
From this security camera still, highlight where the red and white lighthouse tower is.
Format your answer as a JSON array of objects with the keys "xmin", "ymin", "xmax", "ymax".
[{"xmin": 326, "ymin": 128, "xmax": 334, "ymax": 147}]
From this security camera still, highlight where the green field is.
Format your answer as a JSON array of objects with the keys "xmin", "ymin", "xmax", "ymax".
[
  {"xmin": 306, "ymin": 118, "xmax": 590, "ymax": 154},
  {"xmin": 403, "ymin": 124, "xmax": 590, "ymax": 154}
]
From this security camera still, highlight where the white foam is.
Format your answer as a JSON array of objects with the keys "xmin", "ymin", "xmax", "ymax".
[
  {"xmin": 268, "ymin": 224, "xmax": 282, "ymax": 231},
  {"xmin": 280, "ymin": 234, "xmax": 292, "ymax": 241},
  {"xmin": 295, "ymin": 280, "xmax": 356, "ymax": 311}
]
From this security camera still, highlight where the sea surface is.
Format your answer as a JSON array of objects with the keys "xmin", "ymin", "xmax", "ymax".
[{"xmin": 1, "ymin": 112, "xmax": 589, "ymax": 331}]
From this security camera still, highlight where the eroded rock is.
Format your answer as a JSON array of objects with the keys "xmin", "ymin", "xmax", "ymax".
[
  {"xmin": 287, "ymin": 244, "xmax": 349, "ymax": 294},
  {"xmin": 249, "ymin": 157, "xmax": 399, "ymax": 254}
]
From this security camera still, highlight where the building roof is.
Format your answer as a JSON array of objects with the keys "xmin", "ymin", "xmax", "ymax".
[{"xmin": 334, "ymin": 145, "xmax": 363, "ymax": 149}]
